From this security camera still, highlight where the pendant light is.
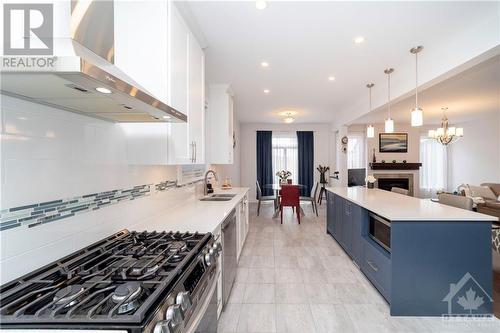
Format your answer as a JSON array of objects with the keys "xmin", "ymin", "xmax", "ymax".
[
  {"xmin": 384, "ymin": 68, "xmax": 394, "ymax": 133},
  {"xmin": 366, "ymin": 83, "xmax": 375, "ymax": 138},
  {"xmin": 410, "ymin": 46, "xmax": 424, "ymax": 126}
]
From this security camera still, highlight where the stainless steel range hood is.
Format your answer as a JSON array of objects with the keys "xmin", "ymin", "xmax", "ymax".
[{"xmin": 0, "ymin": 0, "xmax": 186, "ymax": 123}]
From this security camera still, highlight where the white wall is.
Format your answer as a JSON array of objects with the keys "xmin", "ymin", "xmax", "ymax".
[
  {"xmin": 448, "ymin": 112, "xmax": 500, "ymax": 190},
  {"xmin": 364, "ymin": 123, "xmax": 421, "ymax": 167},
  {"xmin": 352, "ymin": 113, "xmax": 500, "ymax": 195},
  {"xmin": 240, "ymin": 123, "xmax": 333, "ymax": 200},
  {"xmin": 335, "ymin": 126, "xmax": 349, "ymax": 186},
  {"xmin": 498, "ymin": 107, "xmax": 500, "ymax": 179},
  {"xmin": 0, "ymin": 95, "xmax": 204, "ymax": 283}
]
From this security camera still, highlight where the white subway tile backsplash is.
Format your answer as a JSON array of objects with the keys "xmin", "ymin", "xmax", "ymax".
[{"xmin": 0, "ymin": 94, "xmax": 192, "ymax": 284}]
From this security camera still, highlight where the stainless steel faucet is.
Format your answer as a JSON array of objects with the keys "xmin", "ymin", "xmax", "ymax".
[{"xmin": 204, "ymin": 170, "xmax": 218, "ymax": 196}]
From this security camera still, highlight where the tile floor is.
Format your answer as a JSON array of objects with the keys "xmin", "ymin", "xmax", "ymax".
[{"xmin": 217, "ymin": 201, "xmax": 500, "ymax": 333}]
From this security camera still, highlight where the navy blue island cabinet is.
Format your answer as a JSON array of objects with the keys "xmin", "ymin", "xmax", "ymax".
[{"xmin": 326, "ymin": 190, "xmax": 493, "ymax": 317}]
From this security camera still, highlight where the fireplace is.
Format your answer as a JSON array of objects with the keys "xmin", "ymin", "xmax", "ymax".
[
  {"xmin": 374, "ymin": 173, "xmax": 414, "ymax": 196},
  {"xmin": 377, "ymin": 178, "xmax": 409, "ymax": 192}
]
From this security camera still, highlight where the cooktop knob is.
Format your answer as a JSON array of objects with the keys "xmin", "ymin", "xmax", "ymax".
[
  {"xmin": 212, "ymin": 242, "xmax": 222, "ymax": 253},
  {"xmin": 153, "ymin": 320, "xmax": 172, "ymax": 333},
  {"xmin": 176, "ymin": 291, "xmax": 192, "ymax": 312},
  {"xmin": 204, "ymin": 252, "xmax": 215, "ymax": 267},
  {"xmin": 165, "ymin": 304, "xmax": 184, "ymax": 328}
]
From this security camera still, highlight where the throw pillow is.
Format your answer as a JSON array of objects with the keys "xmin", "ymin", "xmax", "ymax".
[{"xmin": 468, "ymin": 185, "xmax": 497, "ymax": 200}]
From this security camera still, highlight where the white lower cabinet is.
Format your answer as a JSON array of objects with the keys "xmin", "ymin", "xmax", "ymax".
[{"xmin": 236, "ymin": 194, "xmax": 249, "ymax": 261}]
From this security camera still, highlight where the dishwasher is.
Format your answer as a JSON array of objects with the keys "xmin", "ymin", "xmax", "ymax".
[{"xmin": 222, "ymin": 209, "xmax": 237, "ymax": 306}]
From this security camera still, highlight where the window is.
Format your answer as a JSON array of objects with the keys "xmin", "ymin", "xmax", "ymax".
[
  {"xmin": 272, "ymin": 132, "xmax": 298, "ymax": 184},
  {"xmin": 420, "ymin": 136, "xmax": 447, "ymax": 197},
  {"xmin": 347, "ymin": 132, "xmax": 366, "ymax": 169}
]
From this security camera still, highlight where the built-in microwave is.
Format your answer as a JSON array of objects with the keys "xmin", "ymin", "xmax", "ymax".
[{"xmin": 369, "ymin": 213, "xmax": 391, "ymax": 252}]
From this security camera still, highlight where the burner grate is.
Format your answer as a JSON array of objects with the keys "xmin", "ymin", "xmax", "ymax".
[{"xmin": 0, "ymin": 230, "xmax": 209, "ymax": 325}]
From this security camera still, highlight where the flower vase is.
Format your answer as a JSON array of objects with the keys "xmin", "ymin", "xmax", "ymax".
[{"xmin": 320, "ymin": 173, "xmax": 326, "ymax": 184}]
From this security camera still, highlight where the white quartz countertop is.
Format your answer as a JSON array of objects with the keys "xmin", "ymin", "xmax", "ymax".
[
  {"xmin": 131, "ymin": 187, "xmax": 249, "ymax": 233},
  {"xmin": 327, "ymin": 187, "xmax": 498, "ymax": 222}
]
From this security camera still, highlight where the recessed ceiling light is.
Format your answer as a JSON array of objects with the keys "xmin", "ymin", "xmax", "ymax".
[
  {"xmin": 283, "ymin": 113, "xmax": 295, "ymax": 124},
  {"xmin": 256, "ymin": 1, "xmax": 267, "ymax": 10},
  {"xmin": 328, "ymin": 76, "xmax": 335, "ymax": 81},
  {"xmin": 354, "ymin": 36, "xmax": 365, "ymax": 44},
  {"xmin": 95, "ymin": 87, "xmax": 112, "ymax": 94},
  {"xmin": 261, "ymin": 61, "xmax": 269, "ymax": 68},
  {"xmin": 162, "ymin": 115, "xmax": 171, "ymax": 119},
  {"xmin": 278, "ymin": 110, "xmax": 298, "ymax": 117},
  {"xmin": 263, "ymin": 89, "xmax": 270, "ymax": 94}
]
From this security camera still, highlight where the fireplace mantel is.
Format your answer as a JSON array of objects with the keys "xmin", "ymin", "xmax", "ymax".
[{"xmin": 369, "ymin": 162, "xmax": 422, "ymax": 170}]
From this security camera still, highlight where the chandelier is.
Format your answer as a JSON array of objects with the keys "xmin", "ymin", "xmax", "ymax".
[{"xmin": 428, "ymin": 107, "xmax": 463, "ymax": 145}]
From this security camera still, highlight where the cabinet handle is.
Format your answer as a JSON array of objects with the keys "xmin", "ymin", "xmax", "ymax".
[
  {"xmin": 194, "ymin": 141, "xmax": 197, "ymax": 163},
  {"xmin": 191, "ymin": 141, "xmax": 195, "ymax": 163},
  {"xmin": 367, "ymin": 260, "xmax": 378, "ymax": 272},
  {"xmin": 189, "ymin": 142, "xmax": 192, "ymax": 163}
]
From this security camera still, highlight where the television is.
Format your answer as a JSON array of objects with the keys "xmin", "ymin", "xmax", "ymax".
[{"xmin": 348, "ymin": 168, "xmax": 366, "ymax": 187}]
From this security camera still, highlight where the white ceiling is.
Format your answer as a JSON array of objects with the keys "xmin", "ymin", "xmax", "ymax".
[
  {"xmin": 186, "ymin": 1, "xmax": 499, "ymax": 124},
  {"xmin": 350, "ymin": 55, "xmax": 500, "ymax": 125}
]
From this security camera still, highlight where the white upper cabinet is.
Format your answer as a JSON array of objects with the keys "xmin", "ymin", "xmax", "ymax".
[
  {"xmin": 114, "ymin": 1, "xmax": 168, "ymax": 101},
  {"xmin": 188, "ymin": 35, "xmax": 206, "ymax": 164},
  {"xmin": 169, "ymin": 5, "xmax": 190, "ymax": 115},
  {"xmin": 167, "ymin": 4, "xmax": 205, "ymax": 165},
  {"xmin": 114, "ymin": 1, "xmax": 205, "ymax": 165},
  {"xmin": 209, "ymin": 85, "xmax": 234, "ymax": 164}
]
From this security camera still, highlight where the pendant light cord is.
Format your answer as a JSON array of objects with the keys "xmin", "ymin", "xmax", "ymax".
[
  {"xmin": 415, "ymin": 52, "xmax": 418, "ymax": 107},
  {"xmin": 369, "ymin": 86, "xmax": 372, "ymax": 111},
  {"xmin": 387, "ymin": 72, "xmax": 391, "ymax": 118}
]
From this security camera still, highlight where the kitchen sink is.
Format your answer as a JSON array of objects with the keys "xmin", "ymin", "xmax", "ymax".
[
  {"xmin": 199, "ymin": 197, "xmax": 232, "ymax": 202},
  {"xmin": 212, "ymin": 194, "xmax": 237, "ymax": 198},
  {"xmin": 199, "ymin": 193, "xmax": 237, "ymax": 201}
]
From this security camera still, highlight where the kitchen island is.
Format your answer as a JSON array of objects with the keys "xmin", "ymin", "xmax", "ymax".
[{"xmin": 326, "ymin": 187, "xmax": 498, "ymax": 317}]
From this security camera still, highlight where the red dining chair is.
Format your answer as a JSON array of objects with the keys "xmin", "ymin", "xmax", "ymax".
[{"xmin": 279, "ymin": 185, "xmax": 301, "ymax": 224}]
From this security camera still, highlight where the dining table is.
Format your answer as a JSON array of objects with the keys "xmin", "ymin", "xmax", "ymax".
[{"xmin": 263, "ymin": 183, "xmax": 306, "ymax": 218}]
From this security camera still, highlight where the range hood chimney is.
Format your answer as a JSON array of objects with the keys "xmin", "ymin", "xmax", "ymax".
[{"xmin": 0, "ymin": 0, "xmax": 186, "ymax": 123}]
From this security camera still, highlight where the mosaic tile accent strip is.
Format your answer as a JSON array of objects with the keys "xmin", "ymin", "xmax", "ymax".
[
  {"xmin": 155, "ymin": 180, "xmax": 177, "ymax": 192},
  {"xmin": 0, "ymin": 184, "xmax": 151, "ymax": 232}
]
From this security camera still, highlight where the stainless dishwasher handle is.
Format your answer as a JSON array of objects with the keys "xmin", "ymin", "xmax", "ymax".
[{"xmin": 367, "ymin": 260, "xmax": 378, "ymax": 272}]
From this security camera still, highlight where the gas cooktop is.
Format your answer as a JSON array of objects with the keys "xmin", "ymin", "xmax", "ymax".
[{"xmin": 0, "ymin": 229, "xmax": 214, "ymax": 330}]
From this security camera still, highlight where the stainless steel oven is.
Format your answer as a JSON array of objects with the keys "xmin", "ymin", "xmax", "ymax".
[
  {"xmin": 369, "ymin": 213, "xmax": 391, "ymax": 252},
  {"xmin": 186, "ymin": 268, "xmax": 218, "ymax": 333}
]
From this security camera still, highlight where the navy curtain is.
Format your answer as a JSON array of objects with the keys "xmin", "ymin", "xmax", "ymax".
[
  {"xmin": 297, "ymin": 131, "xmax": 314, "ymax": 196},
  {"xmin": 256, "ymin": 131, "xmax": 273, "ymax": 197}
]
